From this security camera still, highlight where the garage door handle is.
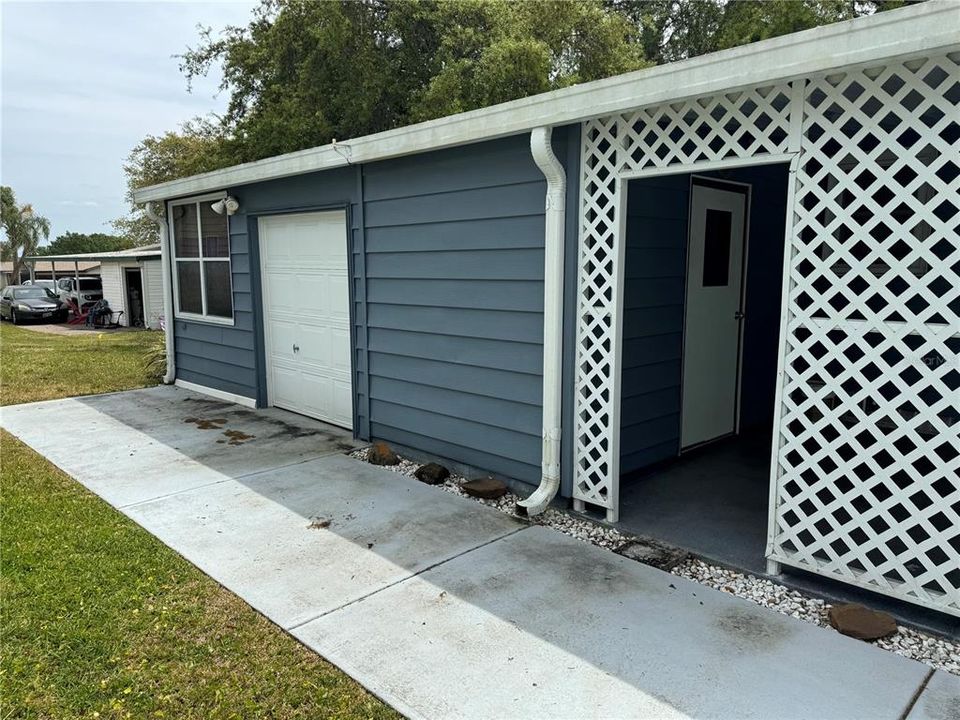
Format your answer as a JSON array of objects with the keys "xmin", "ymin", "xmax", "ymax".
[{"xmin": 293, "ymin": 344, "xmax": 300, "ymax": 353}]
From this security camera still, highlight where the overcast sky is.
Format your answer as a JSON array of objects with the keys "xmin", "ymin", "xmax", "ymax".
[{"xmin": 1, "ymin": 0, "xmax": 257, "ymax": 242}]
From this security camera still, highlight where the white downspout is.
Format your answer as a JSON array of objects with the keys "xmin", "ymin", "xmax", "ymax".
[
  {"xmin": 145, "ymin": 202, "xmax": 176, "ymax": 385},
  {"xmin": 517, "ymin": 126, "xmax": 566, "ymax": 517}
]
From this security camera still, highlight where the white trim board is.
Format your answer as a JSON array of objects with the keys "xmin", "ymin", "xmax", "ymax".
[
  {"xmin": 132, "ymin": 3, "xmax": 958, "ymax": 203},
  {"xmin": 174, "ymin": 379, "xmax": 257, "ymax": 409}
]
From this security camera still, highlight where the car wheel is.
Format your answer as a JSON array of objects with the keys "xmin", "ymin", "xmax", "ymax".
[{"xmin": 11, "ymin": 309, "xmax": 18, "ymax": 325}]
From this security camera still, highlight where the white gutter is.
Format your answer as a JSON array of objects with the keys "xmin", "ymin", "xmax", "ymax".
[
  {"xmin": 132, "ymin": 2, "xmax": 957, "ymax": 204},
  {"xmin": 518, "ymin": 127, "xmax": 565, "ymax": 517},
  {"xmin": 144, "ymin": 202, "xmax": 176, "ymax": 385}
]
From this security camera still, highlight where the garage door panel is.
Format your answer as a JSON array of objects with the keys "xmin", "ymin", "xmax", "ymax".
[
  {"xmin": 273, "ymin": 366, "xmax": 304, "ymax": 409},
  {"xmin": 259, "ymin": 211, "xmax": 353, "ymax": 430},
  {"xmin": 329, "ymin": 327, "xmax": 352, "ymax": 374}
]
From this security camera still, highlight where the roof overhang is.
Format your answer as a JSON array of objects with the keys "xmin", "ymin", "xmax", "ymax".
[
  {"xmin": 25, "ymin": 251, "xmax": 161, "ymax": 262},
  {"xmin": 133, "ymin": 1, "xmax": 959, "ymax": 204}
]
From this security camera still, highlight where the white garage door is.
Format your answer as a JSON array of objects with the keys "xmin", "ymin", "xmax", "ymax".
[{"xmin": 259, "ymin": 211, "xmax": 353, "ymax": 429}]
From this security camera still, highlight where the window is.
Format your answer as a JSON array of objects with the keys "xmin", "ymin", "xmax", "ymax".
[
  {"xmin": 170, "ymin": 196, "xmax": 233, "ymax": 322},
  {"xmin": 702, "ymin": 208, "xmax": 732, "ymax": 287}
]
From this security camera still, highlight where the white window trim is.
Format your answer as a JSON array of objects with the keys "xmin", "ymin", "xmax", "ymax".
[{"xmin": 168, "ymin": 192, "xmax": 235, "ymax": 326}]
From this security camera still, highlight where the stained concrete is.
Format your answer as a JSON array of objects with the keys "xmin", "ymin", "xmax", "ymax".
[
  {"xmin": 0, "ymin": 385, "xmax": 365, "ymax": 507},
  {"xmin": 618, "ymin": 434, "xmax": 771, "ymax": 574},
  {"xmin": 295, "ymin": 526, "xmax": 930, "ymax": 720},
  {"xmin": 1, "ymin": 386, "xmax": 947, "ymax": 719},
  {"xmin": 908, "ymin": 671, "xmax": 960, "ymax": 720},
  {"xmin": 125, "ymin": 453, "xmax": 524, "ymax": 628}
]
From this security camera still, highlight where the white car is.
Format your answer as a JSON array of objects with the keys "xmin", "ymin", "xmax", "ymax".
[{"xmin": 57, "ymin": 276, "xmax": 103, "ymax": 311}]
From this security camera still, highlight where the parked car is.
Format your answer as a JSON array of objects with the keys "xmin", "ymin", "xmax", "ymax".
[
  {"xmin": 22, "ymin": 279, "xmax": 57, "ymax": 291},
  {"xmin": 0, "ymin": 285, "xmax": 68, "ymax": 324},
  {"xmin": 57, "ymin": 276, "xmax": 103, "ymax": 311}
]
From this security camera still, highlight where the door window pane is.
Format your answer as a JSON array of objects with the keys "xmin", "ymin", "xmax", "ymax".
[
  {"xmin": 177, "ymin": 261, "xmax": 202, "ymax": 314},
  {"xmin": 200, "ymin": 203, "xmax": 230, "ymax": 258},
  {"xmin": 702, "ymin": 209, "xmax": 732, "ymax": 287},
  {"xmin": 173, "ymin": 203, "xmax": 200, "ymax": 257},
  {"xmin": 203, "ymin": 261, "xmax": 233, "ymax": 317}
]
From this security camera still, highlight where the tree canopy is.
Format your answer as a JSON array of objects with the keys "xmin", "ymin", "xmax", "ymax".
[
  {"xmin": 113, "ymin": 118, "xmax": 227, "ymax": 246},
  {"xmin": 116, "ymin": 0, "xmax": 913, "ymax": 241},
  {"xmin": 35, "ymin": 232, "xmax": 135, "ymax": 256}
]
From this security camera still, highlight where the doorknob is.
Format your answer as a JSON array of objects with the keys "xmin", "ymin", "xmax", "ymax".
[
  {"xmin": 292, "ymin": 343, "xmax": 300, "ymax": 353},
  {"xmin": 734, "ymin": 311, "xmax": 745, "ymax": 320}
]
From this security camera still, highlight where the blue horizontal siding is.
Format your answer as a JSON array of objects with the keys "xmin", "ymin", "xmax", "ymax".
[
  {"xmin": 360, "ymin": 132, "xmax": 562, "ymax": 485},
  {"xmin": 619, "ymin": 175, "xmax": 689, "ymax": 475},
  {"xmin": 171, "ymin": 128, "xmax": 584, "ymax": 490}
]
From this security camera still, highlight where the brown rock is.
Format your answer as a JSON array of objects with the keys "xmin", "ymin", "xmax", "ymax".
[
  {"xmin": 414, "ymin": 462, "xmax": 450, "ymax": 485},
  {"xmin": 368, "ymin": 441, "xmax": 399, "ymax": 466},
  {"xmin": 827, "ymin": 603, "xmax": 898, "ymax": 640},
  {"xmin": 461, "ymin": 477, "xmax": 508, "ymax": 499}
]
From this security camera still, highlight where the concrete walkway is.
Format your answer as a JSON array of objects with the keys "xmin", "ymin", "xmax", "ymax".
[{"xmin": 3, "ymin": 386, "xmax": 957, "ymax": 720}]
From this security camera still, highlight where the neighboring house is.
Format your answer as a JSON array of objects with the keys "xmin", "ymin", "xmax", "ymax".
[
  {"xmin": 133, "ymin": 4, "xmax": 959, "ymax": 617},
  {"xmin": 0, "ymin": 260, "xmax": 100, "ymax": 289},
  {"xmin": 24, "ymin": 247, "xmax": 164, "ymax": 328}
]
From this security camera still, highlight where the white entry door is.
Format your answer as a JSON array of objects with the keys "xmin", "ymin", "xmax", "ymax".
[
  {"xmin": 681, "ymin": 182, "xmax": 748, "ymax": 449},
  {"xmin": 259, "ymin": 211, "xmax": 353, "ymax": 429}
]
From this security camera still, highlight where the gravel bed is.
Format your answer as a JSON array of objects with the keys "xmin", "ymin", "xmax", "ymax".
[{"xmin": 349, "ymin": 447, "xmax": 960, "ymax": 676}]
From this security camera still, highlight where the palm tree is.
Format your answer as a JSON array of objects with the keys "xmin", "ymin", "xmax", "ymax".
[{"xmin": 1, "ymin": 187, "xmax": 51, "ymax": 283}]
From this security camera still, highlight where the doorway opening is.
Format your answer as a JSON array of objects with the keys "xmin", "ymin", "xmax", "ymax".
[
  {"xmin": 124, "ymin": 268, "xmax": 145, "ymax": 328},
  {"xmin": 616, "ymin": 163, "xmax": 791, "ymax": 574}
]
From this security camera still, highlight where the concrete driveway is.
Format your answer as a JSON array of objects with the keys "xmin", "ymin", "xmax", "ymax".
[{"xmin": 2, "ymin": 385, "xmax": 956, "ymax": 720}]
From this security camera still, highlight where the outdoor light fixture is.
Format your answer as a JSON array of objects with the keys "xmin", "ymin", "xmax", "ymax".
[{"xmin": 210, "ymin": 196, "xmax": 240, "ymax": 216}]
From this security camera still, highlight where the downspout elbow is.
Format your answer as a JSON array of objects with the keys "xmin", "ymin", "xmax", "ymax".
[
  {"xmin": 144, "ymin": 202, "xmax": 176, "ymax": 385},
  {"xmin": 517, "ymin": 126, "xmax": 566, "ymax": 517}
]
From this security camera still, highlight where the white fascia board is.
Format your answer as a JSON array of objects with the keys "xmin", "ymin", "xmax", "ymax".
[{"xmin": 133, "ymin": 1, "xmax": 959, "ymax": 204}]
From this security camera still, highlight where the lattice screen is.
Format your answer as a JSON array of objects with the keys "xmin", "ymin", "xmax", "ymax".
[
  {"xmin": 574, "ymin": 117, "xmax": 620, "ymax": 512},
  {"xmin": 767, "ymin": 53, "xmax": 960, "ymax": 615},
  {"xmin": 619, "ymin": 82, "xmax": 793, "ymax": 172},
  {"xmin": 574, "ymin": 82, "xmax": 795, "ymax": 515},
  {"xmin": 575, "ymin": 53, "xmax": 959, "ymax": 614}
]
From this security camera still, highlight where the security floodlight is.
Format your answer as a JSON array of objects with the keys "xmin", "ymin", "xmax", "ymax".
[{"xmin": 211, "ymin": 196, "xmax": 239, "ymax": 216}]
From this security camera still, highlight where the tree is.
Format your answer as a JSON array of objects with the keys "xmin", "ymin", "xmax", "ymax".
[
  {"xmin": 178, "ymin": 0, "xmax": 646, "ymax": 162},
  {"xmin": 35, "ymin": 232, "xmax": 134, "ymax": 256},
  {"xmin": 112, "ymin": 118, "xmax": 228, "ymax": 246},
  {"xmin": 1, "ymin": 186, "xmax": 50, "ymax": 283},
  {"xmin": 608, "ymin": 0, "xmax": 914, "ymax": 64},
  {"xmin": 407, "ymin": 1, "xmax": 646, "ymax": 122}
]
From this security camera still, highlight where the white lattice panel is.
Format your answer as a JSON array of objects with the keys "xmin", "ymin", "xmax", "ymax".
[
  {"xmin": 619, "ymin": 83, "xmax": 792, "ymax": 172},
  {"xmin": 575, "ymin": 52, "xmax": 959, "ymax": 614},
  {"xmin": 574, "ymin": 80, "xmax": 797, "ymax": 513},
  {"xmin": 574, "ymin": 117, "xmax": 621, "ymax": 511},
  {"xmin": 767, "ymin": 53, "xmax": 960, "ymax": 614}
]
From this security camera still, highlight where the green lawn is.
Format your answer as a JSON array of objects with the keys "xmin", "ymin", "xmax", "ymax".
[
  {"xmin": 0, "ymin": 322, "xmax": 396, "ymax": 719},
  {"xmin": 0, "ymin": 323, "xmax": 162, "ymax": 406}
]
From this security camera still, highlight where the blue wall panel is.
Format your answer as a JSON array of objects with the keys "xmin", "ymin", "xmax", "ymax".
[
  {"xmin": 360, "ymin": 131, "xmax": 579, "ymax": 485},
  {"xmin": 172, "ymin": 129, "xmax": 579, "ymax": 489},
  {"xmin": 619, "ymin": 175, "xmax": 690, "ymax": 475}
]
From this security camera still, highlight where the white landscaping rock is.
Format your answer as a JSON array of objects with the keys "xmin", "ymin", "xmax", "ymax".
[{"xmin": 348, "ymin": 447, "xmax": 959, "ymax": 676}]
